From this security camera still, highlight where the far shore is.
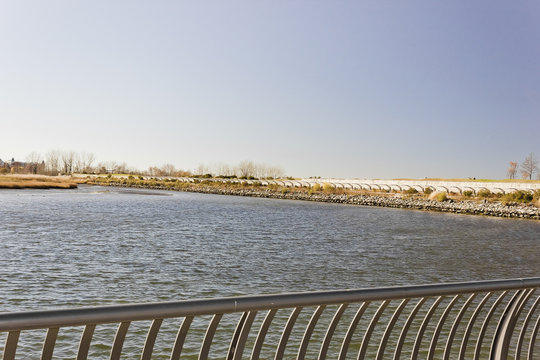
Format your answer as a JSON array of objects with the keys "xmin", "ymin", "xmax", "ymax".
[
  {"xmin": 0, "ymin": 174, "xmax": 80, "ymax": 189},
  {"xmin": 3, "ymin": 174, "xmax": 539, "ymax": 219},
  {"xmin": 88, "ymin": 176, "xmax": 540, "ymax": 220}
]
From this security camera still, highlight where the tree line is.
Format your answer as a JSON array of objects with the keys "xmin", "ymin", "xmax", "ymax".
[
  {"xmin": 1, "ymin": 151, "xmax": 286, "ymax": 179},
  {"xmin": 507, "ymin": 153, "xmax": 539, "ymax": 180}
]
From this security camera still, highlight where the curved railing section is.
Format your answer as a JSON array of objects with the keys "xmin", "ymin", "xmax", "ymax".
[{"xmin": 1, "ymin": 277, "xmax": 540, "ymax": 359}]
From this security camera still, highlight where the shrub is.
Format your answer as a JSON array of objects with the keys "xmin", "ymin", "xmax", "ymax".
[
  {"xmin": 477, "ymin": 189, "xmax": 492, "ymax": 198},
  {"xmin": 424, "ymin": 187, "xmax": 433, "ymax": 195},
  {"xmin": 463, "ymin": 190, "xmax": 473, "ymax": 197},
  {"xmin": 322, "ymin": 183, "xmax": 334, "ymax": 192},
  {"xmin": 501, "ymin": 191, "xmax": 534, "ymax": 204},
  {"xmin": 281, "ymin": 188, "xmax": 290, "ymax": 194},
  {"xmin": 435, "ymin": 192, "xmax": 447, "ymax": 202},
  {"xmin": 406, "ymin": 187, "xmax": 418, "ymax": 195},
  {"xmin": 311, "ymin": 184, "xmax": 322, "ymax": 192}
]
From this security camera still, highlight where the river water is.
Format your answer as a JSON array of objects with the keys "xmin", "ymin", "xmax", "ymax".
[{"xmin": 1, "ymin": 185, "xmax": 539, "ymax": 358}]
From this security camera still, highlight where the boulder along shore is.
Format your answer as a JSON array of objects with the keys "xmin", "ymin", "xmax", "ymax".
[{"xmin": 92, "ymin": 181, "xmax": 540, "ymax": 220}]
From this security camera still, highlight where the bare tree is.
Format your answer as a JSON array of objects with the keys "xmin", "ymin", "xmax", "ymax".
[
  {"xmin": 236, "ymin": 160, "xmax": 256, "ymax": 178},
  {"xmin": 216, "ymin": 163, "xmax": 233, "ymax": 177},
  {"xmin": 174, "ymin": 169, "xmax": 192, "ymax": 177},
  {"xmin": 45, "ymin": 150, "xmax": 61, "ymax": 175},
  {"xmin": 79, "ymin": 152, "xmax": 95, "ymax": 173},
  {"xmin": 267, "ymin": 166, "xmax": 285, "ymax": 179},
  {"xmin": 25, "ymin": 152, "xmax": 42, "ymax": 174},
  {"xmin": 147, "ymin": 166, "xmax": 162, "ymax": 176},
  {"xmin": 61, "ymin": 151, "xmax": 76, "ymax": 174},
  {"xmin": 161, "ymin": 164, "xmax": 176, "ymax": 176},
  {"xmin": 254, "ymin": 164, "xmax": 265, "ymax": 179},
  {"xmin": 521, "ymin": 153, "xmax": 539, "ymax": 180},
  {"xmin": 26, "ymin": 151, "xmax": 42, "ymax": 164},
  {"xmin": 507, "ymin": 161, "xmax": 518, "ymax": 179},
  {"xmin": 195, "ymin": 164, "xmax": 209, "ymax": 176}
]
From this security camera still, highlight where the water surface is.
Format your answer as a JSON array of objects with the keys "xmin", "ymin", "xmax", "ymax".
[{"xmin": 1, "ymin": 185, "xmax": 538, "ymax": 311}]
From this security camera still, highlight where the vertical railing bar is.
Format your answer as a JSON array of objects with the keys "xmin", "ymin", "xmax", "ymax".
[
  {"xmin": 140, "ymin": 318, "xmax": 163, "ymax": 360},
  {"xmin": 393, "ymin": 297, "xmax": 428, "ymax": 360},
  {"xmin": 296, "ymin": 305, "xmax": 326, "ymax": 360},
  {"xmin": 357, "ymin": 300, "xmax": 390, "ymax": 360},
  {"xmin": 458, "ymin": 292, "xmax": 494, "ymax": 360},
  {"xmin": 427, "ymin": 294, "xmax": 461, "ymax": 360},
  {"xmin": 442, "ymin": 293, "xmax": 477, "ymax": 360},
  {"xmin": 515, "ymin": 294, "xmax": 540, "ymax": 360},
  {"xmin": 318, "ymin": 303, "xmax": 348, "ymax": 360},
  {"xmin": 199, "ymin": 313, "xmax": 223, "ymax": 360},
  {"xmin": 338, "ymin": 302, "xmax": 371, "ymax": 360},
  {"xmin": 170, "ymin": 316, "xmax": 194, "ymax": 360},
  {"xmin": 41, "ymin": 327, "xmax": 59, "ymax": 360},
  {"xmin": 489, "ymin": 289, "xmax": 526, "ymax": 359},
  {"xmin": 491, "ymin": 288, "xmax": 535, "ymax": 360},
  {"xmin": 376, "ymin": 298, "xmax": 409, "ymax": 360},
  {"xmin": 228, "ymin": 312, "xmax": 249, "ymax": 360},
  {"xmin": 76, "ymin": 324, "xmax": 96, "ymax": 360},
  {"xmin": 250, "ymin": 308, "xmax": 277, "ymax": 360},
  {"xmin": 473, "ymin": 291, "xmax": 510, "ymax": 360},
  {"xmin": 3, "ymin": 330, "xmax": 20, "ymax": 360},
  {"xmin": 232, "ymin": 311, "xmax": 258, "ymax": 360},
  {"xmin": 410, "ymin": 296, "xmax": 445, "ymax": 360},
  {"xmin": 274, "ymin": 307, "xmax": 302, "ymax": 360},
  {"xmin": 527, "ymin": 313, "xmax": 540, "ymax": 360},
  {"xmin": 110, "ymin": 321, "xmax": 131, "ymax": 360}
]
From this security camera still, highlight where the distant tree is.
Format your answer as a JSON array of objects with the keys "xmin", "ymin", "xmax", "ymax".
[
  {"xmin": 161, "ymin": 163, "xmax": 176, "ymax": 176},
  {"xmin": 216, "ymin": 163, "xmax": 233, "ymax": 177},
  {"xmin": 25, "ymin": 152, "xmax": 42, "ymax": 174},
  {"xmin": 521, "ymin": 153, "xmax": 539, "ymax": 180},
  {"xmin": 75, "ymin": 152, "xmax": 95, "ymax": 173},
  {"xmin": 174, "ymin": 169, "xmax": 192, "ymax": 177},
  {"xmin": 267, "ymin": 166, "xmax": 285, "ymax": 179},
  {"xmin": 236, "ymin": 160, "xmax": 256, "ymax": 178},
  {"xmin": 45, "ymin": 150, "xmax": 61, "ymax": 175},
  {"xmin": 61, "ymin": 151, "xmax": 76, "ymax": 174},
  {"xmin": 507, "ymin": 161, "xmax": 518, "ymax": 179},
  {"xmin": 195, "ymin": 164, "xmax": 209, "ymax": 176}
]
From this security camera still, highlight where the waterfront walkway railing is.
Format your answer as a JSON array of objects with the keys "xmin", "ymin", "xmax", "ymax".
[{"xmin": 1, "ymin": 278, "xmax": 539, "ymax": 359}]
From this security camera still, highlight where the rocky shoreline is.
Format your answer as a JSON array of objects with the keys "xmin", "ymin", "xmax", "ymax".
[{"xmin": 95, "ymin": 181, "xmax": 540, "ymax": 220}]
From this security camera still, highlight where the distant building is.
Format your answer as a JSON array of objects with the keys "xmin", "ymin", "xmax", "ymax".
[{"xmin": 0, "ymin": 157, "xmax": 39, "ymax": 173}]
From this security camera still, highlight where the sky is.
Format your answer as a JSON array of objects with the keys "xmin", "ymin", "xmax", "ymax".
[{"xmin": 1, "ymin": 1, "xmax": 539, "ymax": 179}]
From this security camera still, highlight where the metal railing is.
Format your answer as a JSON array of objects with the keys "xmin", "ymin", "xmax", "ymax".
[{"xmin": 1, "ymin": 278, "xmax": 540, "ymax": 359}]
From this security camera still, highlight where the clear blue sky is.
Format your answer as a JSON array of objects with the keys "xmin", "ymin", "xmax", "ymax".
[{"xmin": 1, "ymin": 1, "xmax": 539, "ymax": 178}]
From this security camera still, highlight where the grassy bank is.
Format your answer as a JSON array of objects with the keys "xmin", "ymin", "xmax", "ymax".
[
  {"xmin": 0, "ymin": 175, "xmax": 80, "ymax": 189},
  {"xmin": 88, "ymin": 176, "xmax": 540, "ymax": 208},
  {"xmin": 86, "ymin": 176, "xmax": 540, "ymax": 219}
]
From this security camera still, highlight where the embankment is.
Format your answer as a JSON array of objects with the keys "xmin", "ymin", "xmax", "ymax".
[{"xmin": 92, "ymin": 180, "xmax": 540, "ymax": 220}]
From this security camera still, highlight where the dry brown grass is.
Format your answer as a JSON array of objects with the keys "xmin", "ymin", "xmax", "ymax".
[{"xmin": 0, "ymin": 175, "xmax": 80, "ymax": 189}]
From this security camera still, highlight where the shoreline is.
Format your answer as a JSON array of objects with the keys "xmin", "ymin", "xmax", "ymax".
[
  {"xmin": 0, "ymin": 175, "xmax": 79, "ymax": 189},
  {"xmin": 91, "ymin": 181, "xmax": 540, "ymax": 220}
]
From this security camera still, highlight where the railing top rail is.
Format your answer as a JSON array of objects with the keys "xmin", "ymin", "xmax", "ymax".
[{"xmin": 1, "ymin": 277, "xmax": 539, "ymax": 332}]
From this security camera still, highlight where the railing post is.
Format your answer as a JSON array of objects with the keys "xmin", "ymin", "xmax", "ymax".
[{"xmin": 490, "ymin": 289, "xmax": 533, "ymax": 360}]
